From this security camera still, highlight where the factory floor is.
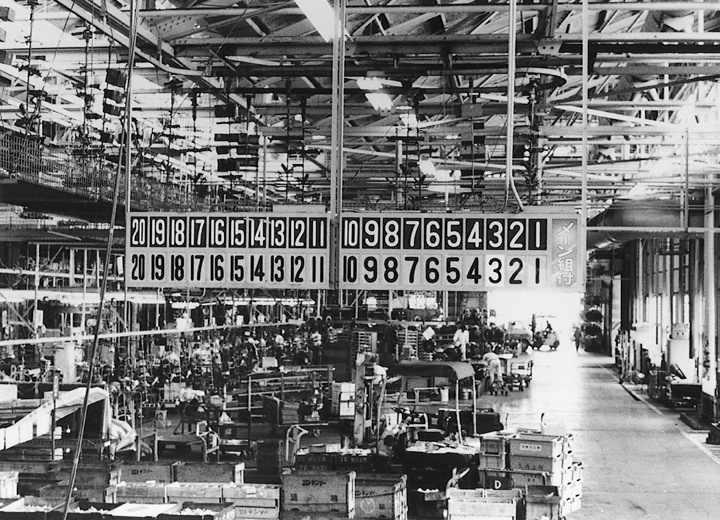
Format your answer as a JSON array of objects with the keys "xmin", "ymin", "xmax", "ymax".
[
  {"xmin": 149, "ymin": 342, "xmax": 720, "ymax": 519},
  {"xmin": 491, "ymin": 341, "xmax": 720, "ymax": 520}
]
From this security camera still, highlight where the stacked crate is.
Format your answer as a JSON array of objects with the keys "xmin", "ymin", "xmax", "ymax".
[
  {"xmin": 330, "ymin": 383, "xmax": 355, "ymax": 418},
  {"xmin": 295, "ymin": 446, "xmax": 339, "ymax": 472},
  {"xmin": 506, "ymin": 434, "xmax": 569, "ymax": 489},
  {"xmin": 352, "ymin": 331, "xmax": 377, "ymax": 354},
  {"xmin": 508, "ymin": 433, "xmax": 581, "ymax": 515},
  {"xmin": 355, "ymin": 474, "xmax": 407, "ymax": 520},
  {"xmin": 446, "ymin": 489, "xmax": 522, "ymax": 520},
  {"xmin": 222, "ymin": 483, "xmax": 280, "ymax": 520},
  {"xmin": 397, "ymin": 329, "xmax": 419, "ymax": 359},
  {"xmin": 281, "ymin": 470, "xmax": 355, "ymax": 518},
  {"xmin": 256, "ymin": 440, "xmax": 283, "ymax": 477},
  {"xmin": 478, "ymin": 432, "xmax": 515, "ymax": 471}
]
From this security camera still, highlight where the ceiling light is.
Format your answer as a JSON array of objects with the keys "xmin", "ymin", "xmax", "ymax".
[
  {"xmin": 366, "ymin": 93, "xmax": 394, "ymax": 112},
  {"xmin": 293, "ymin": 0, "xmax": 337, "ymax": 42},
  {"xmin": 357, "ymin": 77, "xmax": 384, "ymax": 91},
  {"xmin": 400, "ymin": 113, "xmax": 418, "ymax": 127}
]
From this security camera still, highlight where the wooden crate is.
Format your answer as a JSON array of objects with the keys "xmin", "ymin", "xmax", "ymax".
[
  {"xmin": 525, "ymin": 486, "xmax": 562, "ymax": 520},
  {"xmin": 119, "ymin": 462, "xmax": 174, "ymax": 483},
  {"xmin": 479, "ymin": 432, "xmax": 515, "ymax": 455},
  {"xmin": 116, "ymin": 482, "xmax": 168, "ymax": 503},
  {"xmin": 56, "ymin": 466, "xmax": 120, "ymax": 489},
  {"xmin": 508, "ymin": 435, "xmax": 564, "ymax": 459},
  {"xmin": 157, "ymin": 502, "xmax": 235, "ymax": 520},
  {"xmin": 479, "ymin": 453, "xmax": 506, "ymax": 470},
  {"xmin": 105, "ymin": 503, "xmax": 181, "ymax": 520},
  {"xmin": 47, "ymin": 501, "xmax": 122, "ymax": 520},
  {"xmin": 222, "ymin": 484, "xmax": 280, "ymax": 508},
  {"xmin": 0, "ymin": 463, "xmax": 57, "ymax": 476},
  {"xmin": 166, "ymin": 483, "xmax": 225, "ymax": 504},
  {"xmin": 355, "ymin": 474, "xmax": 406, "ymax": 520},
  {"xmin": 174, "ymin": 463, "xmax": 244, "ymax": 484},
  {"xmin": 39, "ymin": 484, "xmax": 116, "ymax": 504},
  {"xmin": 281, "ymin": 471, "xmax": 355, "ymax": 515},
  {"xmin": 446, "ymin": 489, "xmax": 519, "ymax": 520},
  {"xmin": 282, "ymin": 513, "xmax": 352, "ymax": 520},
  {"xmin": 507, "ymin": 455, "xmax": 564, "ymax": 474},
  {"xmin": 0, "ymin": 497, "xmax": 63, "ymax": 520}
]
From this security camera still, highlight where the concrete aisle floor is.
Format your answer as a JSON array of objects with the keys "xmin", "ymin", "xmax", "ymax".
[{"xmin": 486, "ymin": 340, "xmax": 720, "ymax": 519}]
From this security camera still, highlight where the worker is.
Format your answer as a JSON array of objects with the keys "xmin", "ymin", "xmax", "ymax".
[
  {"xmin": 453, "ymin": 324, "xmax": 470, "ymax": 360},
  {"xmin": 482, "ymin": 350, "xmax": 504, "ymax": 387}
]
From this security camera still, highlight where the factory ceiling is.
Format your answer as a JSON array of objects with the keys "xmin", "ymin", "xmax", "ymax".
[{"xmin": 0, "ymin": 0, "xmax": 719, "ymax": 217}]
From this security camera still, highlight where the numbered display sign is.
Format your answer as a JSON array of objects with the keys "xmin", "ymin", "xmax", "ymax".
[
  {"xmin": 339, "ymin": 212, "xmax": 581, "ymax": 291},
  {"xmin": 126, "ymin": 212, "xmax": 330, "ymax": 289}
]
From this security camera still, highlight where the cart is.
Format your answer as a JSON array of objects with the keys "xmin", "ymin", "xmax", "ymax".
[{"xmin": 510, "ymin": 360, "xmax": 534, "ymax": 388}]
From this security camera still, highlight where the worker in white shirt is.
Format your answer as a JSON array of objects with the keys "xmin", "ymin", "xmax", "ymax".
[{"xmin": 453, "ymin": 324, "xmax": 470, "ymax": 360}]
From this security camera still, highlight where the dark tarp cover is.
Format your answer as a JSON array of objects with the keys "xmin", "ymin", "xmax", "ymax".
[{"xmin": 390, "ymin": 361, "xmax": 475, "ymax": 381}]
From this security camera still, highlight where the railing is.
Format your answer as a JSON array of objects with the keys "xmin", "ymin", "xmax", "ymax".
[{"xmin": 0, "ymin": 133, "xmax": 205, "ymax": 212}]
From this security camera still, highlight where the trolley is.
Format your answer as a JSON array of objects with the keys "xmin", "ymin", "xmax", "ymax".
[
  {"xmin": 510, "ymin": 359, "xmax": 534, "ymax": 388},
  {"xmin": 491, "ymin": 354, "xmax": 514, "ymax": 395}
]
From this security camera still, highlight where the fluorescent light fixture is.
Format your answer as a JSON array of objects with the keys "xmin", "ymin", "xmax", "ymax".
[
  {"xmin": 357, "ymin": 77, "xmax": 384, "ymax": 91},
  {"xmin": 418, "ymin": 158, "xmax": 437, "ymax": 176},
  {"xmin": 366, "ymin": 92, "xmax": 394, "ymax": 112},
  {"xmin": 400, "ymin": 113, "xmax": 418, "ymax": 127},
  {"xmin": 293, "ymin": 0, "xmax": 337, "ymax": 42}
]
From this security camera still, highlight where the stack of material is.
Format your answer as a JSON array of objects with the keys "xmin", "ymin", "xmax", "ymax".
[
  {"xmin": 221, "ymin": 484, "xmax": 280, "ymax": 520},
  {"xmin": 281, "ymin": 470, "xmax": 355, "ymax": 520},
  {"xmin": 476, "ymin": 432, "xmax": 582, "ymax": 516},
  {"xmin": 446, "ymin": 489, "xmax": 523, "ymax": 520}
]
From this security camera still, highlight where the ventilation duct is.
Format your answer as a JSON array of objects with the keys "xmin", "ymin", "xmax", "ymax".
[{"xmin": 587, "ymin": 199, "xmax": 704, "ymax": 250}]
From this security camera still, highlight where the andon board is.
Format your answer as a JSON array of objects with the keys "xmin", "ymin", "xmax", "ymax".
[
  {"xmin": 126, "ymin": 212, "xmax": 330, "ymax": 289},
  {"xmin": 338, "ymin": 213, "xmax": 581, "ymax": 291}
]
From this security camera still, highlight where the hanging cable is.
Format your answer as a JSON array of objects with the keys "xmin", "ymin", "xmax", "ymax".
[{"xmin": 60, "ymin": 0, "xmax": 141, "ymax": 518}]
